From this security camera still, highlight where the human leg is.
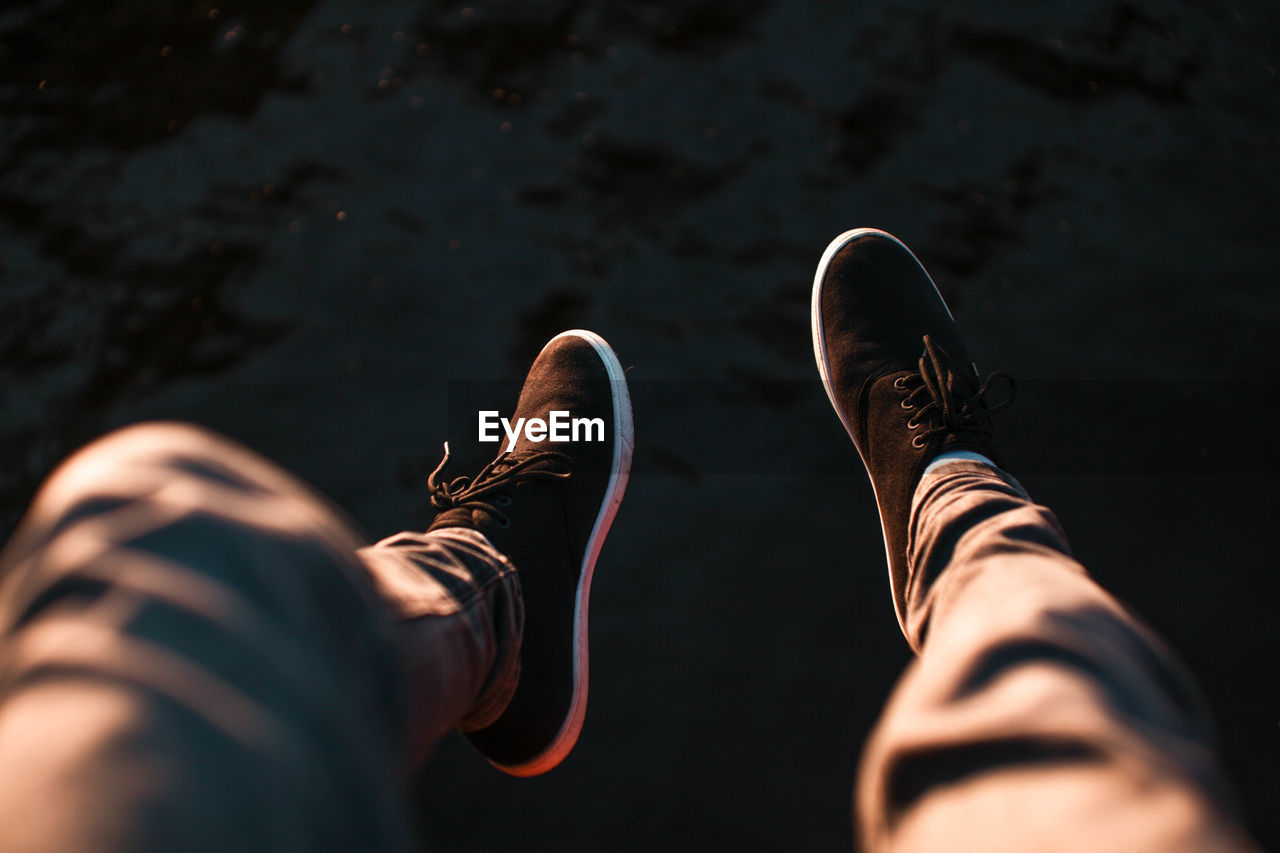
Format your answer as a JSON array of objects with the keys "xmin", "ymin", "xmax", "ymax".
[
  {"xmin": 810, "ymin": 228, "xmax": 1258, "ymax": 851},
  {"xmin": 0, "ymin": 323, "xmax": 633, "ymax": 850},
  {"xmin": 0, "ymin": 422, "xmax": 419, "ymax": 852},
  {"xmin": 856, "ymin": 459, "xmax": 1258, "ymax": 852}
]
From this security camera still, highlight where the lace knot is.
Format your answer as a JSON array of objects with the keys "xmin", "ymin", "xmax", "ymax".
[{"xmin": 901, "ymin": 334, "xmax": 1015, "ymax": 442}]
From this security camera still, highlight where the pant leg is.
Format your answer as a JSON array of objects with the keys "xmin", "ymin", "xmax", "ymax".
[
  {"xmin": 0, "ymin": 422, "xmax": 519, "ymax": 852},
  {"xmin": 359, "ymin": 526, "xmax": 523, "ymax": 763},
  {"xmin": 856, "ymin": 460, "xmax": 1260, "ymax": 853}
]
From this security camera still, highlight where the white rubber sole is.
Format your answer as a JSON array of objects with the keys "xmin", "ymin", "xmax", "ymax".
[
  {"xmin": 809, "ymin": 228, "xmax": 953, "ymax": 633},
  {"xmin": 491, "ymin": 328, "xmax": 634, "ymax": 777}
]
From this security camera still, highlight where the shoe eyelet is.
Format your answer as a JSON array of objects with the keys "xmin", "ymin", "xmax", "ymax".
[
  {"xmin": 497, "ymin": 517, "xmax": 511, "ymax": 529},
  {"xmin": 907, "ymin": 417, "xmax": 920, "ymax": 430},
  {"xmin": 893, "ymin": 376, "xmax": 907, "ymax": 390},
  {"xmin": 911, "ymin": 434, "xmax": 927, "ymax": 449},
  {"xmin": 900, "ymin": 398, "xmax": 914, "ymax": 410},
  {"xmin": 495, "ymin": 494, "xmax": 512, "ymax": 507}
]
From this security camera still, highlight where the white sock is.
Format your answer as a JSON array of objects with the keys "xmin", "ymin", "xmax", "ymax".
[{"xmin": 922, "ymin": 449, "xmax": 998, "ymax": 479}]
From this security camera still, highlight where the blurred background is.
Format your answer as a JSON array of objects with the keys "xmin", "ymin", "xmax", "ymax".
[{"xmin": 2, "ymin": 0, "xmax": 1278, "ymax": 849}]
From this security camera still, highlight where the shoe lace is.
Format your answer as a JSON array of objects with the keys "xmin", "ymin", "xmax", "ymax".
[
  {"xmin": 427, "ymin": 442, "xmax": 573, "ymax": 527},
  {"xmin": 901, "ymin": 334, "xmax": 1016, "ymax": 443}
]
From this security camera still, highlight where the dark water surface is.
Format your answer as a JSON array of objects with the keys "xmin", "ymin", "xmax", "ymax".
[{"xmin": 3, "ymin": 1, "xmax": 1279, "ymax": 849}]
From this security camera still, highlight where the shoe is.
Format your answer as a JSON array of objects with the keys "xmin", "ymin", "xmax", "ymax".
[
  {"xmin": 810, "ymin": 228, "xmax": 1013, "ymax": 631},
  {"xmin": 426, "ymin": 329, "xmax": 633, "ymax": 776}
]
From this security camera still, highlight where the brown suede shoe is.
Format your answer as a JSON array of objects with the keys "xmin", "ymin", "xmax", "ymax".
[
  {"xmin": 810, "ymin": 229, "xmax": 1014, "ymax": 632},
  {"xmin": 427, "ymin": 329, "xmax": 633, "ymax": 776}
]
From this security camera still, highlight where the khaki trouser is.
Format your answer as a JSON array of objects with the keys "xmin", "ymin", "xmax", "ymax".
[
  {"xmin": 0, "ymin": 423, "xmax": 521, "ymax": 851},
  {"xmin": 0, "ymin": 425, "xmax": 1258, "ymax": 850},
  {"xmin": 857, "ymin": 460, "xmax": 1259, "ymax": 851}
]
